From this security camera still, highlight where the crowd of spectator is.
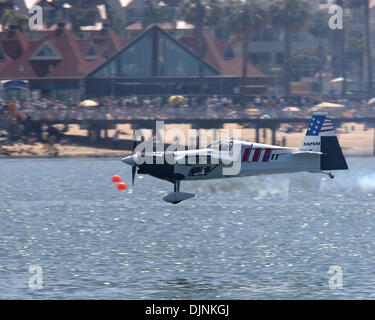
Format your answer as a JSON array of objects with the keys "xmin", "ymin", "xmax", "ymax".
[{"xmin": 1, "ymin": 95, "xmax": 374, "ymax": 123}]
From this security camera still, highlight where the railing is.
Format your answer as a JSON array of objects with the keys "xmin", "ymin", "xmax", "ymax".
[{"xmin": 1, "ymin": 105, "xmax": 375, "ymax": 122}]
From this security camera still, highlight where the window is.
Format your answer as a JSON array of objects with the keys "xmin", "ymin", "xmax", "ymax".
[
  {"xmin": 85, "ymin": 42, "xmax": 98, "ymax": 61},
  {"xmin": 93, "ymin": 32, "xmax": 153, "ymax": 77},
  {"xmin": 30, "ymin": 41, "xmax": 62, "ymax": 61},
  {"xmin": 208, "ymin": 141, "xmax": 233, "ymax": 151},
  {"xmin": 157, "ymin": 31, "xmax": 216, "ymax": 76},
  {"xmin": 223, "ymin": 44, "xmax": 235, "ymax": 60},
  {"xmin": 92, "ymin": 27, "xmax": 218, "ymax": 78},
  {"xmin": 158, "ymin": 32, "xmax": 196, "ymax": 76}
]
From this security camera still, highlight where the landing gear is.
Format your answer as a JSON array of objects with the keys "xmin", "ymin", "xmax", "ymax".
[
  {"xmin": 163, "ymin": 180, "xmax": 195, "ymax": 204},
  {"xmin": 174, "ymin": 180, "xmax": 180, "ymax": 193},
  {"xmin": 322, "ymin": 172, "xmax": 335, "ymax": 179},
  {"xmin": 171, "ymin": 181, "xmax": 181, "ymax": 204}
]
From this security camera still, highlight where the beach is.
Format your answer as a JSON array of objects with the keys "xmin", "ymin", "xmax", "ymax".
[{"xmin": 1, "ymin": 122, "xmax": 373, "ymax": 158}]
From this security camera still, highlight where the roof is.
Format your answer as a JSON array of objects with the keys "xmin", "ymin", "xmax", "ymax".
[
  {"xmin": 86, "ymin": 24, "xmax": 220, "ymax": 78},
  {"xmin": 0, "ymin": 27, "xmax": 30, "ymax": 74},
  {"xmin": 0, "ymin": 23, "xmax": 127, "ymax": 80},
  {"xmin": 180, "ymin": 29, "xmax": 267, "ymax": 78},
  {"xmin": 88, "ymin": 24, "xmax": 267, "ymax": 79},
  {"xmin": 0, "ymin": 23, "xmax": 266, "ymax": 81}
]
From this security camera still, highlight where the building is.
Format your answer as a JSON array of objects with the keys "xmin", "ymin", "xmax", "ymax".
[
  {"xmin": 0, "ymin": 20, "xmax": 268, "ymax": 100},
  {"xmin": 0, "ymin": 21, "xmax": 127, "ymax": 100},
  {"xmin": 84, "ymin": 24, "xmax": 268, "ymax": 98}
]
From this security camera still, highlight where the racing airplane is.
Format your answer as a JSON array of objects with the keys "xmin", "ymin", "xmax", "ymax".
[{"xmin": 122, "ymin": 112, "xmax": 348, "ymax": 204}]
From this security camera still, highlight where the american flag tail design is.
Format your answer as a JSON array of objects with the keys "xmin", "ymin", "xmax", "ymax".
[{"xmin": 300, "ymin": 112, "xmax": 348, "ymax": 171}]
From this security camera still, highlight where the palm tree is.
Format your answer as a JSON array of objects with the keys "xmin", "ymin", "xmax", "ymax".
[
  {"xmin": 229, "ymin": 0, "xmax": 266, "ymax": 105},
  {"xmin": 308, "ymin": 11, "xmax": 331, "ymax": 94},
  {"xmin": 334, "ymin": 0, "xmax": 347, "ymax": 96},
  {"xmin": 270, "ymin": 0, "xmax": 310, "ymax": 97},
  {"xmin": 349, "ymin": 37, "xmax": 366, "ymax": 90},
  {"xmin": 144, "ymin": 1, "xmax": 175, "ymax": 26},
  {"xmin": 0, "ymin": 9, "xmax": 28, "ymax": 30},
  {"xmin": 347, "ymin": 0, "xmax": 372, "ymax": 96},
  {"xmin": 363, "ymin": 0, "xmax": 372, "ymax": 96},
  {"xmin": 179, "ymin": 0, "xmax": 221, "ymax": 100}
]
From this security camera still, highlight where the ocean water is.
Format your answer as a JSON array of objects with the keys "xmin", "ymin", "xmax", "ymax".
[{"xmin": 0, "ymin": 157, "xmax": 375, "ymax": 299}]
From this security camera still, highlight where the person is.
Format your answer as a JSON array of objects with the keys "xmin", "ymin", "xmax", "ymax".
[
  {"xmin": 113, "ymin": 130, "xmax": 120, "ymax": 149},
  {"xmin": 41, "ymin": 123, "xmax": 49, "ymax": 142},
  {"xmin": 8, "ymin": 102, "xmax": 16, "ymax": 114}
]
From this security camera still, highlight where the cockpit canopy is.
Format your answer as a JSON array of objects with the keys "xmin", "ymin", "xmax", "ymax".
[{"xmin": 207, "ymin": 140, "xmax": 234, "ymax": 151}]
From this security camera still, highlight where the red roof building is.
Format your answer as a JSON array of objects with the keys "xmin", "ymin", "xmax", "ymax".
[
  {"xmin": 0, "ymin": 21, "xmax": 127, "ymax": 100},
  {"xmin": 0, "ymin": 23, "xmax": 268, "ymax": 100},
  {"xmin": 85, "ymin": 25, "xmax": 269, "ymax": 98}
]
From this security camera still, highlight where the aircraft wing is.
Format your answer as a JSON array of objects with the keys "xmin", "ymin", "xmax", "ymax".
[
  {"xmin": 209, "ymin": 150, "xmax": 238, "ymax": 163},
  {"xmin": 174, "ymin": 150, "xmax": 237, "ymax": 164},
  {"xmin": 277, "ymin": 151, "xmax": 323, "ymax": 159}
]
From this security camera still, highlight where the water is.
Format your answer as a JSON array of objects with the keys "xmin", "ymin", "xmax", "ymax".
[{"xmin": 0, "ymin": 157, "xmax": 375, "ymax": 299}]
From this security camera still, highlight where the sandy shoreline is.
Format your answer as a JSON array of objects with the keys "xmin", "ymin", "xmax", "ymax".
[
  {"xmin": 0, "ymin": 143, "xmax": 131, "ymax": 159},
  {"xmin": 1, "ymin": 122, "xmax": 374, "ymax": 158}
]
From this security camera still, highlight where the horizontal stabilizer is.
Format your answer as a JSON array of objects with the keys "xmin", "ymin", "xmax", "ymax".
[{"xmin": 292, "ymin": 151, "xmax": 323, "ymax": 157}]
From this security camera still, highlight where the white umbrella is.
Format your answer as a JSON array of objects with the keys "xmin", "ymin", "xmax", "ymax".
[
  {"xmin": 311, "ymin": 102, "xmax": 346, "ymax": 112},
  {"xmin": 283, "ymin": 106, "xmax": 301, "ymax": 112},
  {"xmin": 79, "ymin": 99, "xmax": 99, "ymax": 107},
  {"xmin": 330, "ymin": 77, "xmax": 352, "ymax": 83}
]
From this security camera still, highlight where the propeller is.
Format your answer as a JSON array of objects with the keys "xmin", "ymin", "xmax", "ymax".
[
  {"xmin": 131, "ymin": 130, "xmax": 139, "ymax": 189},
  {"xmin": 129, "ymin": 130, "xmax": 147, "ymax": 189},
  {"xmin": 132, "ymin": 164, "xmax": 136, "ymax": 188}
]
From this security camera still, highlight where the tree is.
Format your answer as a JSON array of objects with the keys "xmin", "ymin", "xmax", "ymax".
[
  {"xmin": 69, "ymin": 7, "xmax": 99, "ymax": 33},
  {"xmin": 0, "ymin": 9, "xmax": 28, "ymax": 30},
  {"xmin": 229, "ymin": 0, "xmax": 266, "ymax": 105},
  {"xmin": 347, "ymin": 0, "xmax": 372, "ymax": 96},
  {"xmin": 333, "ymin": 0, "xmax": 347, "ymax": 96},
  {"xmin": 290, "ymin": 48, "xmax": 320, "ymax": 81},
  {"xmin": 106, "ymin": 8, "xmax": 126, "ymax": 35},
  {"xmin": 270, "ymin": 0, "xmax": 311, "ymax": 97},
  {"xmin": 308, "ymin": 11, "xmax": 332, "ymax": 94},
  {"xmin": 144, "ymin": 1, "xmax": 176, "ymax": 27},
  {"xmin": 349, "ymin": 37, "xmax": 366, "ymax": 90},
  {"xmin": 363, "ymin": 0, "xmax": 372, "ymax": 96},
  {"xmin": 179, "ymin": 0, "xmax": 221, "ymax": 100}
]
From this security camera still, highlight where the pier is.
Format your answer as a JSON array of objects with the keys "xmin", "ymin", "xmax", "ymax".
[{"xmin": 11, "ymin": 116, "xmax": 375, "ymax": 155}]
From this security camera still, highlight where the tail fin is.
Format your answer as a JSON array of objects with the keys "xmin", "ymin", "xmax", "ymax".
[{"xmin": 300, "ymin": 112, "xmax": 348, "ymax": 171}]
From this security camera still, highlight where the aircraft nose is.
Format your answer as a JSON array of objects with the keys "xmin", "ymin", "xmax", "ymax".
[{"xmin": 122, "ymin": 155, "xmax": 135, "ymax": 166}]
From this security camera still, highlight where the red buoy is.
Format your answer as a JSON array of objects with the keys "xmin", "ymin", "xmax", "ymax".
[
  {"xmin": 117, "ymin": 182, "xmax": 127, "ymax": 190},
  {"xmin": 112, "ymin": 175, "xmax": 121, "ymax": 183}
]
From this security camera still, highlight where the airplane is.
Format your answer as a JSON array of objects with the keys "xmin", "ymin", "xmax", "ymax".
[{"xmin": 122, "ymin": 112, "xmax": 348, "ymax": 204}]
